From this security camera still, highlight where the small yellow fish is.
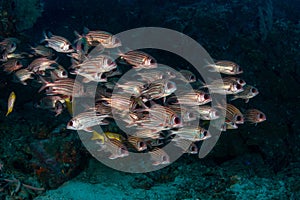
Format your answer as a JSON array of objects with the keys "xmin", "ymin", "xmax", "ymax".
[
  {"xmin": 6, "ymin": 91, "xmax": 16, "ymax": 116},
  {"xmin": 91, "ymin": 131, "xmax": 106, "ymax": 144},
  {"xmin": 104, "ymin": 132, "xmax": 125, "ymax": 142},
  {"xmin": 64, "ymin": 97, "xmax": 73, "ymax": 115}
]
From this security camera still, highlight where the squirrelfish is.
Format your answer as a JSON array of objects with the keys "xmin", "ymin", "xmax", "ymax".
[
  {"xmin": 127, "ymin": 136, "xmax": 147, "ymax": 151},
  {"xmin": 178, "ymin": 70, "xmax": 197, "ymax": 83},
  {"xmin": 120, "ymin": 50, "xmax": 157, "ymax": 70},
  {"xmin": 66, "ymin": 111, "xmax": 109, "ymax": 132},
  {"xmin": 75, "ymin": 28, "xmax": 121, "ymax": 48},
  {"xmin": 226, "ymin": 104, "xmax": 244, "ymax": 124},
  {"xmin": 137, "ymin": 68, "xmax": 176, "ymax": 83},
  {"xmin": 168, "ymin": 90, "xmax": 211, "ymax": 106},
  {"xmin": 42, "ymin": 32, "xmax": 74, "ymax": 53},
  {"xmin": 149, "ymin": 148, "xmax": 170, "ymax": 166},
  {"xmin": 173, "ymin": 138, "xmax": 198, "ymax": 154},
  {"xmin": 230, "ymin": 85, "xmax": 259, "ymax": 103},
  {"xmin": 100, "ymin": 137, "xmax": 129, "ymax": 160},
  {"xmin": 0, "ymin": 38, "xmax": 20, "ymax": 53},
  {"xmin": 13, "ymin": 69, "xmax": 33, "ymax": 85},
  {"xmin": 138, "ymin": 104, "xmax": 183, "ymax": 130},
  {"xmin": 141, "ymin": 79, "xmax": 177, "ymax": 100},
  {"xmin": 30, "ymin": 45, "xmax": 54, "ymax": 57},
  {"xmin": 201, "ymin": 78, "xmax": 244, "ymax": 94},
  {"xmin": 205, "ymin": 60, "xmax": 243, "ymax": 75},
  {"xmin": 197, "ymin": 106, "xmax": 220, "ymax": 120},
  {"xmin": 38, "ymin": 78, "xmax": 85, "ymax": 97},
  {"xmin": 27, "ymin": 57, "xmax": 57, "ymax": 74},
  {"xmin": 244, "ymin": 109, "xmax": 266, "ymax": 124},
  {"xmin": 2, "ymin": 59, "xmax": 23, "ymax": 73},
  {"xmin": 171, "ymin": 126, "xmax": 211, "ymax": 141}
]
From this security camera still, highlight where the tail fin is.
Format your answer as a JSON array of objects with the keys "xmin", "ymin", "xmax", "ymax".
[
  {"xmin": 40, "ymin": 31, "xmax": 49, "ymax": 44},
  {"xmin": 38, "ymin": 76, "xmax": 50, "ymax": 93}
]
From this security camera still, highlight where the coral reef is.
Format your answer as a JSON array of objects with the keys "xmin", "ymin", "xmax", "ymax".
[
  {"xmin": 0, "ymin": 0, "xmax": 43, "ymax": 36},
  {"xmin": 13, "ymin": 0, "xmax": 44, "ymax": 31}
]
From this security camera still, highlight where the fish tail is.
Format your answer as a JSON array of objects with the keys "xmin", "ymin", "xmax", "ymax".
[
  {"xmin": 40, "ymin": 31, "xmax": 49, "ymax": 43},
  {"xmin": 197, "ymin": 79, "xmax": 207, "ymax": 89},
  {"xmin": 5, "ymin": 109, "xmax": 12, "ymax": 116},
  {"xmin": 73, "ymin": 30, "xmax": 84, "ymax": 45},
  {"xmin": 38, "ymin": 76, "xmax": 50, "ymax": 93},
  {"xmin": 74, "ymin": 30, "xmax": 82, "ymax": 39},
  {"xmin": 229, "ymin": 96, "xmax": 238, "ymax": 101},
  {"xmin": 83, "ymin": 27, "xmax": 90, "ymax": 35}
]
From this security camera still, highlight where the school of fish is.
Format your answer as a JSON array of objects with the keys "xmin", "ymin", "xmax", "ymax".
[{"xmin": 0, "ymin": 28, "xmax": 266, "ymax": 166}]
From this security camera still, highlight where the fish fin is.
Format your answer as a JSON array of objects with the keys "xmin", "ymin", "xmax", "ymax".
[
  {"xmin": 83, "ymin": 27, "xmax": 90, "ymax": 35},
  {"xmin": 70, "ymin": 58, "xmax": 79, "ymax": 66},
  {"xmin": 47, "ymin": 31, "xmax": 53, "ymax": 38},
  {"xmin": 245, "ymin": 99, "xmax": 249, "ymax": 103},
  {"xmin": 50, "ymin": 71, "xmax": 59, "ymax": 81},
  {"xmin": 84, "ymin": 127, "xmax": 94, "ymax": 132},
  {"xmin": 197, "ymin": 79, "xmax": 207, "ymax": 89},
  {"xmin": 74, "ymin": 30, "xmax": 82, "ymax": 39},
  {"xmin": 152, "ymin": 161, "xmax": 160, "ymax": 166},
  {"xmin": 91, "ymin": 131, "xmax": 105, "ymax": 143},
  {"xmin": 108, "ymin": 154, "xmax": 118, "ymax": 160},
  {"xmin": 82, "ymin": 77, "xmax": 91, "ymax": 83},
  {"xmin": 100, "ymin": 120, "xmax": 110, "ymax": 126},
  {"xmin": 40, "ymin": 31, "xmax": 49, "ymax": 43},
  {"xmin": 38, "ymin": 76, "xmax": 50, "ymax": 93},
  {"xmin": 87, "ymin": 45, "xmax": 104, "ymax": 58},
  {"xmin": 230, "ymin": 96, "xmax": 237, "ymax": 101},
  {"xmin": 5, "ymin": 109, "xmax": 12, "ymax": 116}
]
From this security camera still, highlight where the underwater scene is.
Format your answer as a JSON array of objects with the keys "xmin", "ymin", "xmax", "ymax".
[{"xmin": 0, "ymin": 0, "xmax": 299, "ymax": 199}]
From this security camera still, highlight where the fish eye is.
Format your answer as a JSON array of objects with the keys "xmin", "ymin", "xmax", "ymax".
[
  {"xmin": 239, "ymin": 79, "xmax": 245, "ymax": 84},
  {"xmin": 188, "ymin": 112, "xmax": 195, "ymax": 118},
  {"xmin": 16, "ymin": 61, "xmax": 20, "ymax": 65},
  {"xmin": 236, "ymin": 115, "xmax": 242, "ymax": 121},
  {"xmin": 68, "ymin": 121, "xmax": 73, "ymax": 126},
  {"xmin": 214, "ymin": 110, "xmax": 220, "ymax": 117},
  {"xmin": 173, "ymin": 117, "xmax": 181, "ymax": 125},
  {"xmin": 139, "ymin": 141, "xmax": 146, "ymax": 148},
  {"xmin": 167, "ymin": 82, "xmax": 174, "ymax": 89},
  {"xmin": 190, "ymin": 75, "xmax": 195, "ymax": 81},
  {"xmin": 251, "ymin": 88, "xmax": 257, "ymax": 93},
  {"xmin": 190, "ymin": 146, "xmax": 197, "ymax": 152},
  {"xmin": 168, "ymin": 71, "xmax": 176, "ymax": 77},
  {"xmin": 150, "ymin": 59, "xmax": 155, "ymax": 64},
  {"xmin": 115, "ymin": 38, "xmax": 121, "ymax": 44},
  {"xmin": 237, "ymin": 84, "xmax": 242, "ymax": 89},
  {"xmin": 259, "ymin": 113, "xmax": 264, "ymax": 119},
  {"xmin": 203, "ymin": 130, "xmax": 208, "ymax": 137},
  {"xmin": 162, "ymin": 155, "xmax": 168, "ymax": 162},
  {"xmin": 204, "ymin": 93, "xmax": 210, "ymax": 100},
  {"xmin": 62, "ymin": 71, "xmax": 67, "ymax": 76},
  {"xmin": 107, "ymin": 59, "xmax": 113, "ymax": 65},
  {"xmin": 161, "ymin": 74, "xmax": 168, "ymax": 79},
  {"xmin": 121, "ymin": 147, "xmax": 127, "ymax": 154}
]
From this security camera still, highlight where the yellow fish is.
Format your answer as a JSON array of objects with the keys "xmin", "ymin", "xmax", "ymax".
[
  {"xmin": 6, "ymin": 91, "xmax": 16, "ymax": 116},
  {"xmin": 64, "ymin": 97, "xmax": 73, "ymax": 115},
  {"xmin": 91, "ymin": 131, "xmax": 106, "ymax": 144},
  {"xmin": 104, "ymin": 132, "xmax": 125, "ymax": 142},
  {"xmin": 91, "ymin": 131, "xmax": 124, "ymax": 144}
]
